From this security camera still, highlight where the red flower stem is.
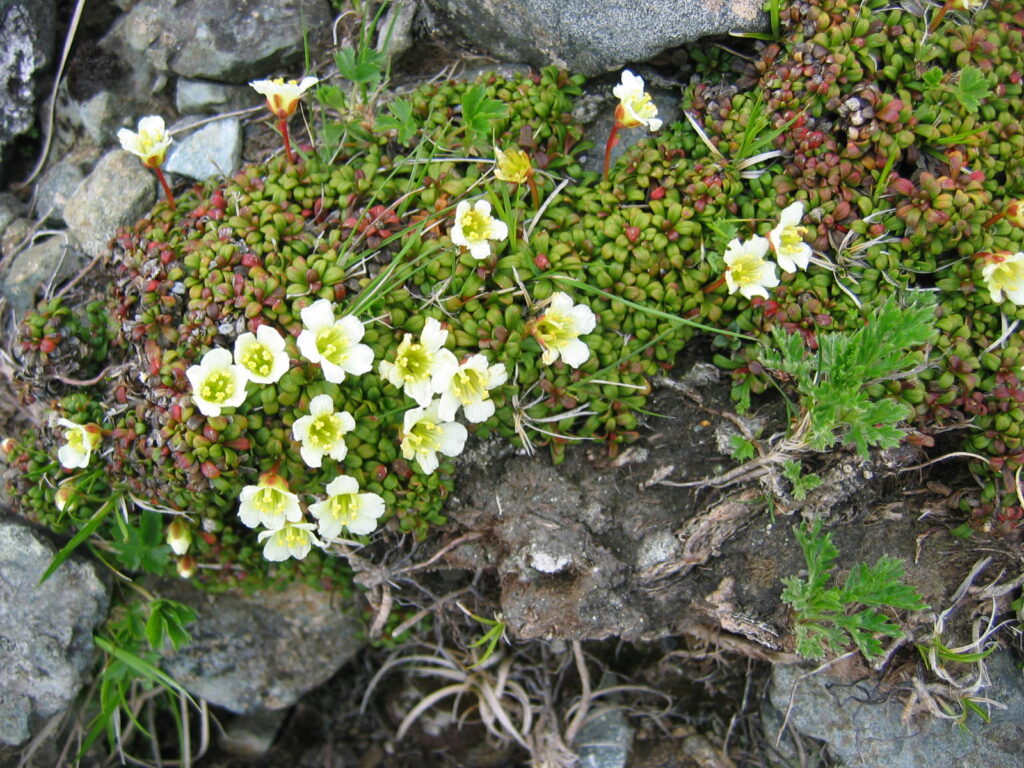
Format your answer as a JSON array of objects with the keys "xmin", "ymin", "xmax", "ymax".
[
  {"xmin": 602, "ymin": 123, "xmax": 621, "ymax": 180},
  {"xmin": 703, "ymin": 275, "xmax": 727, "ymax": 293},
  {"xmin": 527, "ymin": 175, "xmax": 540, "ymax": 209},
  {"xmin": 984, "ymin": 210, "xmax": 1005, "ymax": 228},
  {"xmin": 279, "ymin": 117, "xmax": 296, "ymax": 163},
  {"xmin": 153, "ymin": 166, "xmax": 176, "ymax": 210},
  {"xmin": 928, "ymin": 0, "xmax": 951, "ymax": 32}
]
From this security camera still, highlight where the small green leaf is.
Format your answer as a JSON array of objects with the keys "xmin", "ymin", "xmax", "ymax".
[
  {"xmin": 922, "ymin": 67, "xmax": 943, "ymax": 89},
  {"xmin": 953, "ymin": 66, "xmax": 991, "ymax": 112},
  {"xmin": 730, "ymin": 434, "xmax": 756, "ymax": 461}
]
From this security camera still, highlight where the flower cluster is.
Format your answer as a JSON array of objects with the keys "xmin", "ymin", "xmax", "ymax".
[{"xmin": 722, "ymin": 202, "xmax": 813, "ymax": 299}]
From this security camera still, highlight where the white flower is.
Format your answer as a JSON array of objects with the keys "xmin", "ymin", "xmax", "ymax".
[
  {"xmin": 291, "ymin": 394, "xmax": 355, "ymax": 468},
  {"xmin": 166, "ymin": 519, "xmax": 192, "ymax": 556},
  {"xmin": 450, "ymin": 199, "xmax": 509, "ymax": 260},
  {"xmin": 249, "ymin": 76, "xmax": 319, "ymax": 119},
  {"xmin": 237, "ymin": 473, "xmax": 303, "ymax": 530},
  {"xmin": 308, "ymin": 475, "xmax": 386, "ymax": 539},
  {"xmin": 185, "ymin": 348, "xmax": 250, "ymax": 417},
  {"xmin": 612, "ymin": 70, "xmax": 662, "ymax": 132},
  {"xmin": 56, "ymin": 418, "xmax": 101, "ymax": 469},
  {"xmin": 379, "ymin": 317, "xmax": 459, "ymax": 407},
  {"xmin": 117, "ymin": 115, "xmax": 172, "ymax": 168},
  {"xmin": 400, "ymin": 401, "xmax": 468, "ymax": 475},
  {"xmin": 723, "ymin": 236, "xmax": 779, "ymax": 300},
  {"xmin": 981, "ymin": 251, "xmax": 1024, "ymax": 305},
  {"xmin": 234, "ymin": 325, "xmax": 290, "ymax": 384},
  {"xmin": 296, "ymin": 299, "xmax": 374, "ymax": 384},
  {"xmin": 768, "ymin": 202, "xmax": 813, "ymax": 273},
  {"xmin": 258, "ymin": 522, "xmax": 322, "ymax": 562},
  {"xmin": 438, "ymin": 355, "xmax": 507, "ymax": 423},
  {"xmin": 532, "ymin": 292, "xmax": 596, "ymax": 368}
]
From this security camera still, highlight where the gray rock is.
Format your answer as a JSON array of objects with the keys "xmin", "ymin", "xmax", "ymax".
[
  {"xmin": 33, "ymin": 161, "xmax": 87, "ymax": 225},
  {"xmin": 165, "ymin": 118, "xmax": 243, "ymax": 180},
  {"xmin": 0, "ymin": 216, "xmax": 32, "ymax": 259},
  {"xmin": 218, "ymin": 709, "xmax": 288, "ymax": 758},
  {"xmin": 576, "ymin": 707, "xmax": 633, "ymax": 768},
  {"xmin": 0, "ymin": 234, "xmax": 88, "ymax": 319},
  {"xmin": 64, "ymin": 149, "xmax": 156, "ymax": 257},
  {"xmin": 107, "ymin": 0, "xmax": 331, "ymax": 85},
  {"xmin": 0, "ymin": 192, "xmax": 26, "ymax": 243},
  {"xmin": 176, "ymin": 79, "xmax": 260, "ymax": 115},
  {"xmin": 0, "ymin": 515, "xmax": 110, "ymax": 747},
  {"xmin": 426, "ymin": 0, "xmax": 767, "ymax": 76},
  {"xmin": 769, "ymin": 652, "xmax": 1024, "ymax": 768},
  {"xmin": 158, "ymin": 580, "xmax": 364, "ymax": 714},
  {"xmin": 0, "ymin": 0, "xmax": 56, "ymax": 166},
  {"xmin": 56, "ymin": 89, "xmax": 124, "ymax": 147}
]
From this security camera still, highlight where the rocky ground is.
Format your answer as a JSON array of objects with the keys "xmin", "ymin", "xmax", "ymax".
[{"xmin": 1, "ymin": 1, "xmax": 1023, "ymax": 767}]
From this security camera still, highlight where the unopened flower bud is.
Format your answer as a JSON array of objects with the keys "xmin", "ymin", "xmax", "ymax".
[
  {"xmin": 54, "ymin": 484, "xmax": 75, "ymax": 512},
  {"xmin": 166, "ymin": 519, "xmax": 192, "ymax": 556},
  {"xmin": 177, "ymin": 554, "xmax": 197, "ymax": 579}
]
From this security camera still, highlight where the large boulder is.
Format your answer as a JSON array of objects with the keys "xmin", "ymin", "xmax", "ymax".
[
  {"xmin": 0, "ymin": 515, "xmax": 110, "ymax": 747},
  {"xmin": 64, "ymin": 149, "xmax": 156, "ymax": 258},
  {"xmin": 770, "ymin": 651, "xmax": 1024, "ymax": 768},
  {"xmin": 158, "ymin": 580, "xmax": 365, "ymax": 714},
  {"xmin": 0, "ymin": 0, "xmax": 56, "ymax": 173},
  {"xmin": 105, "ymin": 0, "xmax": 332, "ymax": 85},
  {"xmin": 426, "ymin": 0, "xmax": 767, "ymax": 76}
]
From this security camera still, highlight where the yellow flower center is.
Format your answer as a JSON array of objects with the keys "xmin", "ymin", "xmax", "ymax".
[
  {"xmin": 307, "ymin": 412, "xmax": 344, "ymax": 449},
  {"xmin": 535, "ymin": 312, "xmax": 574, "ymax": 350},
  {"xmin": 329, "ymin": 493, "xmax": 359, "ymax": 525},
  {"xmin": 316, "ymin": 325, "xmax": 350, "ymax": 366},
  {"xmin": 253, "ymin": 486, "xmax": 288, "ymax": 515},
  {"xmin": 459, "ymin": 209, "xmax": 491, "ymax": 243},
  {"xmin": 241, "ymin": 343, "xmax": 275, "ymax": 377},
  {"xmin": 780, "ymin": 226, "xmax": 807, "ymax": 251},
  {"xmin": 200, "ymin": 370, "xmax": 235, "ymax": 403},
  {"xmin": 280, "ymin": 525, "xmax": 309, "ymax": 548},
  {"xmin": 406, "ymin": 419, "xmax": 442, "ymax": 454},
  {"xmin": 991, "ymin": 260, "xmax": 1024, "ymax": 288},
  {"xmin": 452, "ymin": 368, "xmax": 489, "ymax": 405},
  {"xmin": 66, "ymin": 428, "xmax": 85, "ymax": 452},
  {"xmin": 396, "ymin": 342, "xmax": 430, "ymax": 381},
  {"xmin": 728, "ymin": 253, "xmax": 764, "ymax": 287}
]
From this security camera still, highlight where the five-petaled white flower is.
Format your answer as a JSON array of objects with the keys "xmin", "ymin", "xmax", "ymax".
[
  {"xmin": 258, "ymin": 521, "xmax": 322, "ymax": 562},
  {"xmin": 249, "ymin": 76, "xmax": 319, "ymax": 119},
  {"xmin": 612, "ymin": 70, "xmax": 662, "ymax": 132},
  {"xmin": 400, "ymin": 401, "xmax": 468, "ymax": 475},
  {"xmin": 723, "ymin": 236, "xmax": 779, "ymax": 300},
  {"xmin": 438, "ymin": 355, "xmax": 508, "ymax": 423},
  {"xmin": 56, "ymin": 418, "xmax": 102, "ymax": 469},
  {"xmin": 117, "ymin": 115, "xmax": 172, "ymax": 168},
  {"xmin": 186, "ymin": 348, "xmax": 251, "ymax": 417},
  {"xmin": 234, "ymin": 324, "xmax": 290, "ymax": 384},
  {"xmin": 981, "ymin": 251, "xmax": 1024, "ymax": 305},
  {"xmin": 450, "ymin": 199, "xmax": 509, "ymax": 260},
  {"xmin": 379, "ymin": 317, "xmax": 459, "ymax": 407},
  {"xmin": 296, "ymin": 299, "xmax": 374, "ymax": 384},
  {"xmin": 308, "ymin": 475, "xmax": 386, "ymax": 539},
  {"xmin": 532, "ymin": 292, "xmax": 597, "ymax": 368},
  {"xmin": 238, "ymin": 473, "xmax": 303, "ymax": 530},
  {"xmin": 291, "ymin": 394, "xmax": 355, "ymax": 468},
  {"xmin": 768, "ymin": 202, "xmax": 813, "ymax": 273}
]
